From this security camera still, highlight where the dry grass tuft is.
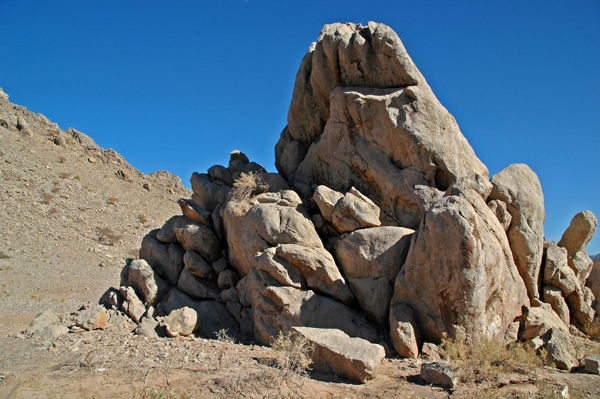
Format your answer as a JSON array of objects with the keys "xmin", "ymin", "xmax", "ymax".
[
  {"xmin": 107, "ymin": 196, "xmax": 119, "ymax": 205},
  {"xmin": 59, "ymin": 172, "xmax": 71, "ymax": 179},
  {"xmin": 583, "ymin": 319, "xmax": 600, "ymax": 340},
  {"xmin": 231, "ymin": 172, "xmax": 268, "ymax": 201},
  {"xmin": 440, "ymin": 326, "xmax": 544, "ymax": 383},
  {"xmin": 138, "ymin": 214, "xmax": 148, "ymax": 224},
  {"xmin": 132, "ymin": 387, "xmax": 184, "ymax": 399}
]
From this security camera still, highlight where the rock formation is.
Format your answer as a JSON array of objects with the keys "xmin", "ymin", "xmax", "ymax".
[{"xmin": 101, "ymin": 21, "xmax": 598, "ymax": 381}]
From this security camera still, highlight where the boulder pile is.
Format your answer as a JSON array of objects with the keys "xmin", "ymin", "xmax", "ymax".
[{"xmin": 102, "ymin": 22, "xmax": 598, "ymax": 378}]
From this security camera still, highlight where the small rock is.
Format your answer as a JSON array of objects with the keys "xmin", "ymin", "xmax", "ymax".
[
  {"xmin": 25, "ymin": 309, "xmax": 60, "ymax": 336},
  {"xmin": 585, "ymin": 356, "xmax": 600, "ymax": 375},
  {"xmin": 88, "ymin": 157, "xmax": 97, "ymax": 164},
  {"xmin": 31, "ymin": 324, "xmax": 69, "ymax": 339},
  {"xmin": 420, "ymin": 361, "xmax": 460, "ymax": 388},
  {"xmin": 164, "ymin": 307, "xmax": 197, "ymax": 337},
  {"xmin": 217, "ymin": 269, "xmax": 239, "ymax": 290},
  {"xmin": 420, "ymin": 343, "xmax": 441, "ymax": 361},
  {"xmin": 76, "ymin": 305, "xmax": 108, "ymax": 331}
]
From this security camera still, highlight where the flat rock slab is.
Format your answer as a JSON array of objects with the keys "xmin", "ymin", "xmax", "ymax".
[{"xmin": 292, "ymin": 326, "xmax": 385, "ymax": 384}]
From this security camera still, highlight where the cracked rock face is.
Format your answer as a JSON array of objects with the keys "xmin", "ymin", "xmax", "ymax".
[{"xmin": 275, "ymin": 22, "xmax": 487, "ymax": 228}]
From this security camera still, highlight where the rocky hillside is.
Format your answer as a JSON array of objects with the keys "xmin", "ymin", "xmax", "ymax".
[{"xmin": 0, "ymin": 87, "xmax": 190, "ymax": 317}]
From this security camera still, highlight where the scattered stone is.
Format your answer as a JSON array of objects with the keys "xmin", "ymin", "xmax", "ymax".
[
  {"xmin": 119, "ymin": 286, "xmax": 146, "ymax": 323},
  {"xmin": 420, "ymin": 343, "xmax": 441, "ymax": 361},
  {"xmin": 76, "ymin": 305, "xmax": 108, "ymax": 331},
  {"xmin": 135, "ymin": 317, "xmax": 160, "ymax": 338},
  {"xmin": 31, "ymin": 324, "xmax": 69, "ymax": 339},
  {"xmin": 25, "ymin": 309, "xmax": 60, "ymax": 336},
  {"xmin": 420, "ymin": 362, "xmax": 460, "ymax": 388},
  {"xmin": 164, "ymin": 307, "xmax": 197, "ymax": 337},
  {"xmin": 292, "ymin": 326, "xmax": 385, "ymax": 384}
]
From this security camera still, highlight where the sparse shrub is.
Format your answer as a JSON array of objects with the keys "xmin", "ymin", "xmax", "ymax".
[
  {"xmin": 59, "ymin": 172, "xmax": 71, "ymax": 179},
  {"xmin": 267, "ymin": 331, "xmax": 314, "ymax": 385},
  {"xmin": 138, "ymin": 214, "xmax": 148, "ymax": 224},
  {"xmin": 107, "ymin": 196, "xmax": 119, "ymax": 205},
  {"xmin": 440, "ymin": 326, "xmax": 544, "ymax": 383},
  {"xmin": 97, "ymin": 227, "xmax": 122, "ymax": 245},
  {"xmin": 41, "ymin": 192, "xmax": 54, "ymax": 204},
  {"xmin": 231, "ymin": 171, "xmax": 268, "ymax": 201},
  {"xmin": 0, "ymin": 251, "xmax": 10, "ymax": 260},
  {"xmin": 73, "ymin": 175, "xmax": 81, "ymax": 180},
  {"xmin": 583, "ymin": 319, "xmax": 600, "ymax": 340}
]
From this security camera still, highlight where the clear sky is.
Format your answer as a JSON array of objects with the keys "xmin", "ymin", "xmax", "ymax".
[{"xmin": 1, "ymin": 1, "xmax": 599, "ymax": 254}]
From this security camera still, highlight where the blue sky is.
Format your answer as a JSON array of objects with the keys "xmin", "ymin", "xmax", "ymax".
[{"xmin": 1, "ymin": 1, "xmax": 599, "ymax": 254}]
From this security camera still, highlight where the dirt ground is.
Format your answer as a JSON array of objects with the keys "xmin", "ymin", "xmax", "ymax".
[{"xmin": 1, "ymin": 93, "xmax": 599, "ymax": 399}]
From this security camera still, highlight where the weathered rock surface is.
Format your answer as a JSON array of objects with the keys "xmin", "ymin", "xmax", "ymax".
[
  {"xmin": 223, "ymin": 190, "xmax": 323, "ymax": 276},
  {"xmin": 420, "ymin": 362, "xmax": 459, "ymax": 388},
  {"xmin": 183, "ymin": 250, "xmax": 214, "ymax": 279},
  {"xmin": 389, "ymin": 303, "xmax": 421, "ymax": 359},
  {"xmin": 119, "ymin": 286, "xmax": 146, "ymax": 323},
  {"xmin": 336, "ymin": 226, "xmax": 414, "ymax": 325},
  {"xmin": 312, "ymin": 185, "xmax": 344, "ymax": 223},
  {"xmin": 253, "ymin": 284, "xmax": 378, "ymax": 345},
  {"xmin": 330, "ymin": 187, "xmax": 381, "ymax": 233},
  {"xmin": 544, "ymin": 242, "xmax": 578, "ymax": 296},
  {"xmin": 392, "ymin": 185, "xmax": 528, "ymax": 344},
  {"xmin": 543, "ymin": 285, "xmax": 570, "ymax": 326},
  {"xmin": 126, "ymin": 259, "xmax": 169, "ymax": 305},
  {"xmin": 558, "ymin": 210, "xmax": 598, "ymax": 255},
  {"xmin": 190, "ymin": 172, "xmax": 230, "ymax": 212},
  {"xmin": 178, "ymin": 198, "xmax": 213, "ymax": 226},
  {"xmin": 164, "ymin": 306, "xmax": 197, "ymax": 337},
  {"xmin": 489, "ymin": 163, "xmax": 545, "ymax": 300},
  {"xmin": 292, "ymin": 326, "xmax": 385, "ymax": 384},
  {"xmin": 177, "ymin": 268, "xmax": 221, "ymax": 301},
  {"xmin": 76, "ymin": 305, "xmax": 108, "ymax": 331},
  {"xmin": 587, "ymin": 258, "xmax": 600, "ymax": 314},
  {"xmin": 277, "ymin": 23, "xmax": 488, "ymax": 227},
  {"xmin": 25, "ymin": 309, "xmax": 60, "ymax": 336},
  {"xmin": 256, "ymin": 244, "xmax": 354, "ymax": 304},
  {"xmin": 174, "ymin": 222, "xmax": 221, "ymax": 264},
  {"xmin": 139, "ymin": 231, "xmax": 185, "ymax": 286}
]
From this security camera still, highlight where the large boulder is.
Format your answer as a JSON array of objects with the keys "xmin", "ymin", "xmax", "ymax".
[
  {"xmin": 190, "ymin": 172, "xmax": 231, "ymax": 212},
  {"xmin": 543, "ymin": 242, "xmax": 579, "ymax": 296},
  {"xmin": 587, "ymin": 259, "xmax": 600, "ymax": 315},
  {"xmin": 252, "ymin": 284, "xmax": 378, "ymax": 345},
  {"xmin": 256, "ymin": 244, "xmax": 354, "ymax": 304},
  {"xmin": 126, "ymin": 259, "xmax": 170, "ymax": 305},
  {"xmin": 174, "ymin": 222, "xmax": 221, "ymax": 264},
  {"xmin": 335, "ymin": 226, "xmax": 414, "ymax": 325},
  {"xmin": 292, "ymin": 326, "xmax": 385, "ymax": 384},
  {"xmin": 276, "ymin": 22, "xmax": 488, "ymax": 228},
  {"xmin": 391, "ymin": 183, "xmax": 528, "ymax": 344},
  {"xmin": 488, "ymin": 164, "xmax": 545, "ymax": 301},
  {"xmin": 558, "ymin": 211, "xmax": 598, "ymax": 255},
  {"xmin": 223, "ymin": 190, "xmax": 323, "ymax": 276},
  {"xmin": 139, "ymin": 230, "xmax": 185, "ymax": 286}
]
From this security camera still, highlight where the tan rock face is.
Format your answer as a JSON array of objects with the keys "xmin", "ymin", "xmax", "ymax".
[
  {"xmin": 252, "ymin": 284, "xmax": 378, "ymax": 345},
  {"xmin": 292, "ymin": 326, "xmax": 386, "ymax": 384},
  {"xmin": 331, "ymin": 187, "xmax": 382, "ymax": 233},
  {"xmin": 392, "ymin": 189, "xmax": 528, "ymax": 344},
  {"xmin": 164, "ymin": 306, "xmax": 197, "ymax": 337},
  {"xmin": 276, "ymin": 22, "xmax": 487, "ymax": 227},
  {"xmin": 223, "ymin": 190, "xmax": 323, "ymax": 277},
  {"xmin": 489, "ymin": 163, "xmax": 545, "ymax": 301},
  {"xmin": 336, "ymin": 226, "xmax": 414, "ymax": 325},
  {"xmin": 558, "ymin": 210, "xmax": 598, "ymax": 255},
  {"xmin": 389, "ymin": 303, "xmax": 421, "ymax": 359}
]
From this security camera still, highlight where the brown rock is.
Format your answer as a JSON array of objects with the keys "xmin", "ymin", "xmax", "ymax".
[
  {"xmin": 392, "ymin": 191, "xmax": 528, "ymax": 344},
  {"xmin": 331, "ymin": 187, "xmax": 381, "ymax": 233},
  {"xmin": 336, "ymin": 226, "xmax": 414, "ymax": 325},
  {"xmin": 489, "ymin": 163, "xmax": 545, "ymax": 301},
  {"xmin": 174, "ymin": 222, "xmax": 221, "ymax": 264},
  {"xmin": 177, "ymin": 198, "xmax": 212, "ymax": 226},
  {"xmin": 127, "ymin": 259, "xmax": 170, "ymax": 305},
  {"xmin": 389, "ymin": 303, "xmax": 421, "ymax": 359},
  {"xmin": 164, "ymin": 306, "xmax": 197, "ymax": 337},
  {"xmin": 76, "ymin": 305, "xmax": 108, "ymax": 331},
  {"xmin": 312, "ymin": 185, "xmax": 344, "ymax": 223},
  {"xmin": 292, "ymin": 326, "xmax": 385, "ymax": 384},
  {"xmin": 558, "ymin": 210, "xmax": 597, "ymax": 255}
]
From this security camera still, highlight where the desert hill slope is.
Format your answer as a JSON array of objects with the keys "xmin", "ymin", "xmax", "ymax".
[{"xmin": 0, "ymin": 87, "xmax": 190, "ymax": 318}]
